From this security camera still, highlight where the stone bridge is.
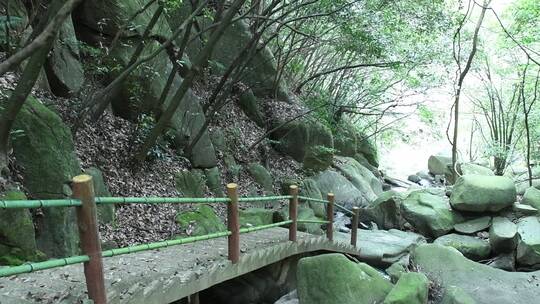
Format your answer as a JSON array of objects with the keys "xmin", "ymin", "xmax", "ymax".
[{"xmin": 0, "ymin": 228, "xmax": 361, "ymax": 304}]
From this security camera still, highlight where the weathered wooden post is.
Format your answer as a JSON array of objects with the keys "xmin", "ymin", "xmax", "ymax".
[
  {"xmin": 288, "ymin": 185, "xmax": 298, "ymax": 242},
  {"xmin": 351, "ymin": 207, "xmax": 360, "ymax": 247},
  {"xmin": 226, "ymin": 183, "xmax": 240, "ymax": 264},
  {"xmin": 72, "ymin": 174, "xmax": 107, "ymax": 304},
  {"xmin": 326, "ymin": 193, "xmax": 334, "ymax": 242}
]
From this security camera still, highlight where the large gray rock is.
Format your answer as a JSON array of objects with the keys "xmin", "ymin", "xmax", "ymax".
[
  {"xmin": 412, "ymin": 244, "xmax": 540, "ymax": 304},
  {"xmin": 522, "ymin": 187, "xmax": 540, "ymax": 211},
  {"xmin": 270, "ymin": 118, "xmax": 333, "ymax": 163},
  {"xmin": 74, "ymin": 0, "xmax": 171, "ymax": 38},
  {"xmin": 440, "ymin": 286, "xmax": 476, "ymax": 304},
  {"xmin": 336, "ymin": 229, "xmax": 426, "ymax": 266},
  {"xmin": 489, "ymin": 217, "xmax": 518, "ymax": 254},
  {"xmin": 107, "ymin": 40, "xmax": 217, "ymax": 168},
  {"xmin": 433, "ymin": 234, "xmax": 491, "ymax": 261},
  {"xmin": 44, "ymin": 12, "xmax": 84, "ymax": 96},
  {"xmin": 314, "ymin": 170, "xmax": 368, "ymax": 208},
  {"xmin": 401, "ymin": 190, "xmax": 463, "ymax": 238},
  {"xmin": 334, "ymin": 156, "xmax": 382, "ymax": 197},
  {"xmin": 11, "ymin": 96, "xmax": 81, "ymax": 257},
  {"xmin": 450, "ymin": 175, "xmax": 516, "ymax": 212},
  {"xmin": 175, "ymin": 205, "xmax": 226, "ymax": 236},
  {"xmin": 361, "ymin": 191, "xmax": 405, "ymax": 230},
  {"xmin": 297, "ymin": 254, "xmax": 393, "ymax": 304},
  {"xmin": 334, "ymin": 123, "xmax": 379, "ymax": 168},
  {"xmin": 428, "ymin": 155, "xmax": 452, "ymax": 176},
  {"xmin": 516, "ymin": 216, "xmax": 540, "ymax": 268}
]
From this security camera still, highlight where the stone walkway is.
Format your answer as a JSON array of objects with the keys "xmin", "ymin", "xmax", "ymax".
[{"xmin": 0, "ymin": 228, "xmax": 360, "ymax": 304}]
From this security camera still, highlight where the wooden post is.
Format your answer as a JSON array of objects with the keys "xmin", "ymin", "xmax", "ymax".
[
  {"xmin": 351, "ymin": 207, "xmax": 360, "ymax": 247},
  {"xmin": 288, "ymin": 185, "xmax": 298, "ymax": 242},
  {"xmin": 226, "ymin": 183, "xmax": 240, "ymax": 264},
  {"xmin": 326, "ymin": 193, "xmax": 334, "ymax": 242},
  {"xmin": 72, "ymin": 174, "xmax": 107, "ymax": 304},
  {"xmin": 189, "ymin": 292, "xmax": 200, "ymax": 304}
]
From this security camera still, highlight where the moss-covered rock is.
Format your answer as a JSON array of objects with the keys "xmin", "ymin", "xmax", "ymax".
[
  {"xmin": 383, "ymin": 272, "xmax": 429, "ymax": 304},
  {"xmin": 428, "ymin": 155, "xmax": 452, "ymax": 176},
  {"xmin": 334, "ymin": 123, "xmax": 379, "ymax": 168},
  {"xmin": 401, "ymin": 190, "xmax": 463, "ymax": 238},
  {"xmin": 239, "ymin": 208, "xmax": 275, "ymax": 228},
  {"xmin": 489, "ymin": 217, "xmax": 518, "ymax": 254},
  {"xmin": 303, "ymin": 145, "xmax": 334, "ymax": 172},
  {"xmin": 248, "ymin": 163, "xmax": 274, "ymax": 194},
  {"xmin": 0, "ymin": 190, "xmax": 44, "ymax": 265},
  {"xmin": 175, "ymin": 170, "xmax": 205, "ymax": 197},
  {"xmin": 270, "ymin": 118, "xmax": 333, "ymax": 163},
  {"xmin": 450, "ymin": 175, "xmax": 517, "ymax": 212},
  {"xmin": 204, "ymin": 167, "xmax": 224, "ymax": 197},
  {"xmin": 275, "ymin": 207, "xmax": 324, "ymax": 235},
  {"xmin": 176, "ymin": 205, "xmax": 226, "ymax": 236},
  {"xmin": 11, "ymin": 96, "xmax": 81, "ymax": 257},
  {"xmin": 362, "ymin": 190, "xmax": 405, "ymax": 230},
  {"xmin": 85, "ymin": 167, "xmax": 114, "ymax": 224},
  {"xmin": 297, "ymin": 254, "xmax": 393, "ymax": 304}
]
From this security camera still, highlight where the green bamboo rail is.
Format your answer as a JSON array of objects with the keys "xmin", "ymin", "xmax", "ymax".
[
  {"xmin": 0, "ymin": 175, "xmax": 360, "ymax": 304},
  {"xmin": 0, "ymin": 199, "xmax": 81, "ymax": 209}
]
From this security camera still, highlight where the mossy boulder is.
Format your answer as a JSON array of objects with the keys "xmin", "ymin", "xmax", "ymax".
[
  {"xmin": 270, "ymin": 118, "xmax": 333, "ymax": 163},
  {"xmin": 334, "ymin": 123, "xmax": 379, "ymax": 168},
  {"xmin": 204, "ymin": 167, "xmax": 224, "ymax": 197},
  {"xmin": 10, "ymin": 96, "xmax": 81, "ymax": 257},
  {"xmin": 239, "ymin": 208, "xmax": 275, "ymax": 228},
  {"xmin": 454, "ymin": 216, "xmax": 491, "ymax": 234},
  {"xmin": 314, "ymin": 169, "xmax": 368, "ymax": 208},
  {"xmin": 459, "ymin": 163, "xmax": 494, "ymax": 176},
  {"xmin": 0, "ymin": 190, "xmax": 44, "ymax": 265},
  {"xmin": 175, "ymin": 170, "xmax": 205, "ymax": 197},
  {"xmin": 401, "ymin": 190, "xmax": 463, "ymax": 238},
  {"xmin": 85, "ymin": 167, "xmax": 114, "ymax": 224},
  {"xmin": 297, "ymin": 253, "xmax": 393, "ymax": 304},
  {"xmin": 383, "ymin": 272, "xmax": 429, "ymax": 304},
  {"xmin": 176, "ymin": 205, "xmax": 226, "ymax": 236},
  {"xmin": 303, "ymin": 145, "xmax": 334, "ymax": 172},
  {"xmin": 450, "ymin": 175, "xmax": 517, "ymax": 212},
  {"xmin": 248, "ymin": 163, "xmax": 274, "ymax": 194},
  {"xmin": 276, "ymin": 207, "xmax": 324, "ymax": 235}
]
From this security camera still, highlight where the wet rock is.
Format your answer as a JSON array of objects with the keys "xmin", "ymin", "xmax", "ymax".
[{"xmin": 450, "ymin": 175, "xmax": 516, "ymax": 212}]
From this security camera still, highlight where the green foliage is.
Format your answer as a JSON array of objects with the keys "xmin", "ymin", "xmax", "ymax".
[{"xmin": 78, "ymin": 42, "xmax": 122, "ymax": 77}]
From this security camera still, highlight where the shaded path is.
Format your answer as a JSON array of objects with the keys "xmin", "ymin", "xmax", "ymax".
[{"xmin": 0, "ymin": 228, "xmax": 360, "ymax": 304}]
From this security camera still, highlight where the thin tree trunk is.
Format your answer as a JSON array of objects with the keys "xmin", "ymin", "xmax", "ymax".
[{"xmin": 451, "ymin": 0, "xmax": 490, "ymax": 181}]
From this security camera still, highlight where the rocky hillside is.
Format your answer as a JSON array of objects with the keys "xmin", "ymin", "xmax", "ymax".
[{"xmin": 0, "ymin": 0, "xmax": 380, "ymax": 263}]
